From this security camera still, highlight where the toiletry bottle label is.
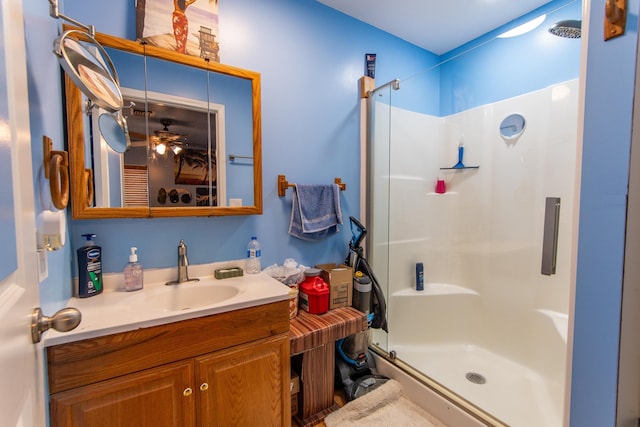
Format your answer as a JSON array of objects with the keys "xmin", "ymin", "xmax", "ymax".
[
  {"xmin": 84, "ymin": 249, "xmax": 102, "ymax": 294},
  {"xmin": 77, "ymin": 234, "xmax": 103, "ymax": 298},
  {"xmin": 247, "ymin": 248, "xmax": 261, "ymax": 258}
]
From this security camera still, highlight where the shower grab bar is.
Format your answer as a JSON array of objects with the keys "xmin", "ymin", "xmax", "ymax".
[{"xmin": 541, "ymin": 197, "xmax": 561, "ymax": 275}]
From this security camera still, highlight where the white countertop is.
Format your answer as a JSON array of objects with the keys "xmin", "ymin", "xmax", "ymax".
[{"xmin": 43, "ymin": 261, "xmax": 290, "ymax": 347}]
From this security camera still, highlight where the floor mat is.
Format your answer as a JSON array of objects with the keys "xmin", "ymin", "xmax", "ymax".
[{"xmin": 324, "ymin": 379, "xmax": 447, "ymax": 426}]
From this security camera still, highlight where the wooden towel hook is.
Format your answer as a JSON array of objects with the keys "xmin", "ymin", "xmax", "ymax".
[
  {"xmin": 43, "ymin": 136, "xmax": 70, "ymax": 210},
  {"xmin": 277, "ymin": 174, "xmax": 292, "ymax": 197}
]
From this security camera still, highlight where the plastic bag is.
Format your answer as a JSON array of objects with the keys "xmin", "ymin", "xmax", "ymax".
[{"xmin": 263, "ymin": 258, "xmax": 308, "ymax": 286}]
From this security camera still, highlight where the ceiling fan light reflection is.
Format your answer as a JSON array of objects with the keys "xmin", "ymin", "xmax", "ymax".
[{"xmin": 156, "ymin": 143, "xmax": 167, "ymax": 155}]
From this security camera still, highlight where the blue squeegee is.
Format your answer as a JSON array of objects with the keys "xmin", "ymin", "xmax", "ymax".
[{"xmin": 453, "ymin": 140, "xmax": 465, "ymax": 168}]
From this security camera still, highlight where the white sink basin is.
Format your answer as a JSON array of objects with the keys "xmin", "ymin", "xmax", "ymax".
[
  {"xmin": 43, "ymin": 267, "xmax": 291, "ymax": 347},
  {"xmin": 129, "ymin": 280, "xmax": 241, "ymax": 312}
]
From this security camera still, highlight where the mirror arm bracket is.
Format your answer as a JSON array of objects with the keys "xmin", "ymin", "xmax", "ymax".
[
  {"xmin": 84, "ymin": 99, "xmax": 95, "ymax": 116},
  {"xmin": 49, "ymin": 0, "xmax": 95, "ymax": 36}
]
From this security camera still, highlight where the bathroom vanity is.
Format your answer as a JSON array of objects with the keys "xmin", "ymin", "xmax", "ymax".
[{"xmin": 44, "ymin": 268, "xmax": 291, "ymax": 426}]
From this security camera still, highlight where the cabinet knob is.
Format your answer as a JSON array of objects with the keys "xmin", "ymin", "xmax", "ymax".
[
  {"xmin": 183, "ymin": 387, "xmax": 193, "ymax": 396},
  {"xmin": 200, "ymin": 383, "xmax": 209, "ymax": 391}
]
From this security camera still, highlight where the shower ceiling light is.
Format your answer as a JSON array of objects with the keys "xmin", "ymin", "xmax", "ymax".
[{"xmin": 498, "ymin": 14, "xmax": 547, "ymax": 38}]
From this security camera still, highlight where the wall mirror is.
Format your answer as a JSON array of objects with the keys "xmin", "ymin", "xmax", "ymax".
[
  {"xmin": 499, "ymin": 113, "xmax": 526, "ymax": 139},
  {"xmin": 66, "ymin": 29, "xmax": 262, "ymax": 219}
]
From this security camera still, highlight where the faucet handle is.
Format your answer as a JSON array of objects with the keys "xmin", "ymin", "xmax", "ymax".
[{"xmin": 178, "ymin": 240, "xmax": 189, "ymax": 268}]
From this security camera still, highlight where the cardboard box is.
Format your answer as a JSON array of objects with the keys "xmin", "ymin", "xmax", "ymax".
[
  {"xmin": 290, "ymin": 370, "xmax": 300, "ymax": 394},
  {"xmin": 290, "ymin": 369, "xmax": 300, "ymax": 417},
  {"xmin": 316, "ymin": 263, "xmax": 353, "ymax": 309}
]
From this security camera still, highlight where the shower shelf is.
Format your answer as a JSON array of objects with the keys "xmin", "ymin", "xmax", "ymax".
[
  {"xmin": 393, "ymin": 284, "xmax": 478, "ymax": 296},
  {"xmin": 427, "ymin": 191, "xmax": 458, "ymax": 196},
  {"xmin": 439, "ymin": 166, "xmax": 480, "ymax": 170}
]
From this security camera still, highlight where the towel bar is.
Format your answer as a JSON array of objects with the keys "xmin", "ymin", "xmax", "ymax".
[{"xmin": 277, "ymin": 174, "xmax": 346, "ymax": 197}]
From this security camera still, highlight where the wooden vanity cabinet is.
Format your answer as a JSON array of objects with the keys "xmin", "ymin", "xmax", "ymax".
[
  {"xmin": 50, "ymin": 360, "xmax": 196, "ymax": 426},
  {"xmin": 47, "ymin": 301, "xmax": 290, "ymax": 427},
  {"xmin": 196, "ymin": 335, "xmax": 289, "ymax": 426}
]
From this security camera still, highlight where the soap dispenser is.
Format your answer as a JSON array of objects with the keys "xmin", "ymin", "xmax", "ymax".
[{"xmin": 123, "ymin": 247, "xmax": 144, "ymax": 291}]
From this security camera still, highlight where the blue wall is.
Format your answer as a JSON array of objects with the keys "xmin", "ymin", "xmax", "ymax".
[
  {"xmin": 25, "ymin": 0, "xmax": 438, "ymax": 312},
  {"xmin": 439, "ymin": 0, "xmax": 581, "ymax": 115},
  {"xmin": 61, "ymin": 0, "xmax": 437, "ymax": 279},
  {"xmin": 23, "ymin": 0, "xmax": 73, "ymax": 314},
  {"xmin": 20, "ymin": 0, "xmax": 640, "ymax": 425},
  {"xmin": 387, "ymin": 0, "xmax": 581, "ymax": 116},
  {"xmin": 571, "ymin": 0, "xmax": 639, "ymax": 424}
]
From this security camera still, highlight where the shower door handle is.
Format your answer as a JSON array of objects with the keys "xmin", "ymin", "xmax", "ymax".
[{"xmin": 541, "ymin": 197, "xmax": 561, "ymax": 276}]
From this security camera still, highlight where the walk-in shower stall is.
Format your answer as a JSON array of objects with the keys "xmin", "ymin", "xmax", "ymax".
[{"xmin": 366, "ymin": 2, "xmax": 581, "ymax": 426}]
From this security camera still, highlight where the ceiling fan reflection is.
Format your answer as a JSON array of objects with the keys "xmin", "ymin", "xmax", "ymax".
[{"xmin": 152, "ymin": 119, "xmax": 188, "ymax": 155}]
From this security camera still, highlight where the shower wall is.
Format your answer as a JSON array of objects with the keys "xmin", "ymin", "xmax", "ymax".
[{"xmin": 370, "ymin": 79, "xmax": 578, "ymax": 425}]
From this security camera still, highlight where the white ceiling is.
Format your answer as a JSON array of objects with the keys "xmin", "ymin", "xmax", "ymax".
[{"xmin": 317, "ymin": 0, "xmax": 554, "ymax": 55}]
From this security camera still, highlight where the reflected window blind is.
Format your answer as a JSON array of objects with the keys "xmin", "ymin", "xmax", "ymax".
[{"xmin": 123, "ymin": 165, "xmax": 148, "ymax": 207}]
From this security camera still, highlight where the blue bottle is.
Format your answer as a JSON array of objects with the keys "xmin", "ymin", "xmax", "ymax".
[
  {"xmin": 76, "ymin": 234, "xmax": 103, "ymax": 298},
  {"xmin": 416, "ymin": 262, "xmax": 424, "ymax": 291}
]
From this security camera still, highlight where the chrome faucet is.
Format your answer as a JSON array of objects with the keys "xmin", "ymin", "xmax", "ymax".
[{"xmin": 166, "ymin": 240, "xmax": 199, "ymax": 285}]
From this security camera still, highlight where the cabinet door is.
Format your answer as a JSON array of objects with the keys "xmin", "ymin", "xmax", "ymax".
[
  {"xmin": 50, "ymin": 360, "xmax": 195, "ymax": 427},
  {"xmin": 196, "ymin": 334, "xmax": 290, "ymax": 426}
]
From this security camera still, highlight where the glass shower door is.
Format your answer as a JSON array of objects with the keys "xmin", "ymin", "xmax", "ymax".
[{"xmin": 367, "ymin": 82, "xmax": 395, "ymax": 354}]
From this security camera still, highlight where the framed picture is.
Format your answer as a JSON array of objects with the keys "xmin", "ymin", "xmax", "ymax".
[
  {"xmin": 174, "ymin": 148, "xmax": 215, "ymax": 186},
  {"xmin": 196, "ymin": 186, "xmax": 216, "ymax": 206},
  {"xmin": 136, "ymin": 0, "xmax": 220, "ymax": 61}
]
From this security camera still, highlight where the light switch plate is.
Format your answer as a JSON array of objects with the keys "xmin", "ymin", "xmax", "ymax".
[{"xmin": 37, "ymin": 249, "xmax": 48, "ymax": 283}]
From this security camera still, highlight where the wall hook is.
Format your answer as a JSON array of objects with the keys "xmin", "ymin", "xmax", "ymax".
[
  {"xmin": 605, "ymin": 0, "xmax": 627, "ymax": 41},
  {"xmin": 43, "ymin": 135, "xmax": 70, "ymax": 210}
]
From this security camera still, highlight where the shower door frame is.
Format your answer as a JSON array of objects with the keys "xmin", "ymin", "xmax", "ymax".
[{"xmin": 361, "ymin": 80, "xmax": 511, "ymax": 427}]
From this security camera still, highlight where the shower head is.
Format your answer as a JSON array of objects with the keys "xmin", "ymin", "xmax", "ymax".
[{"xmin": 548, "ymin": 20, "xmax": 582, "ymax": 38}]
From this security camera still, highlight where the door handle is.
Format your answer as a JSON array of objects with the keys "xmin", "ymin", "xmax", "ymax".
[
  {"xmin": 541, "ymin": 197, "xmax": 561, "ymax": 276},
  {"xmin": 31, "ymin": 307, "xmax": 81, "ymax": 343}
]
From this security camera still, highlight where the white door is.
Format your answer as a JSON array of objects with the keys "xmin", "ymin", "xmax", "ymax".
[{"xmin": 0, "ymin": 0, "xmax": 46, "ymax": 426}]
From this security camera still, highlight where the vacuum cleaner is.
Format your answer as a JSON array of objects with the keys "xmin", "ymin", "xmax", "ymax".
[{"xmin": 335, "ymin": 216, "xmax": 389, "ymax": 401}]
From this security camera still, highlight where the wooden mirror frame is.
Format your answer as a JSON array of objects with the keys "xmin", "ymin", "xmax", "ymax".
[{"xmin": 66, "ymin": 29, "xmax": 262, "ymax": 219}]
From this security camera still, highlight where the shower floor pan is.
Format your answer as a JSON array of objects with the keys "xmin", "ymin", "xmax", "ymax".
[{"xmin": 391, "ymin": 342, "xmax": 564, "ymax": 427}]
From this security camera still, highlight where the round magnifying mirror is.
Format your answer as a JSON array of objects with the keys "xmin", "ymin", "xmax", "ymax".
[
  {"xmin": 499, "ymin": 113, "xmax": 526, "ymax": 139},
  {"xmin": 54, "ymin": 30, "xmax": 123, "ymax": 112},
  {"xmin": 98, "ymin": 112, "xmax": 131, "ymax": 153}
]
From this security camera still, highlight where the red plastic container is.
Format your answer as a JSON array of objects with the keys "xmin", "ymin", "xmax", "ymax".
[{"xmin": 298, "ymin": 268, "xmax": 329, "ymax": 314}]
